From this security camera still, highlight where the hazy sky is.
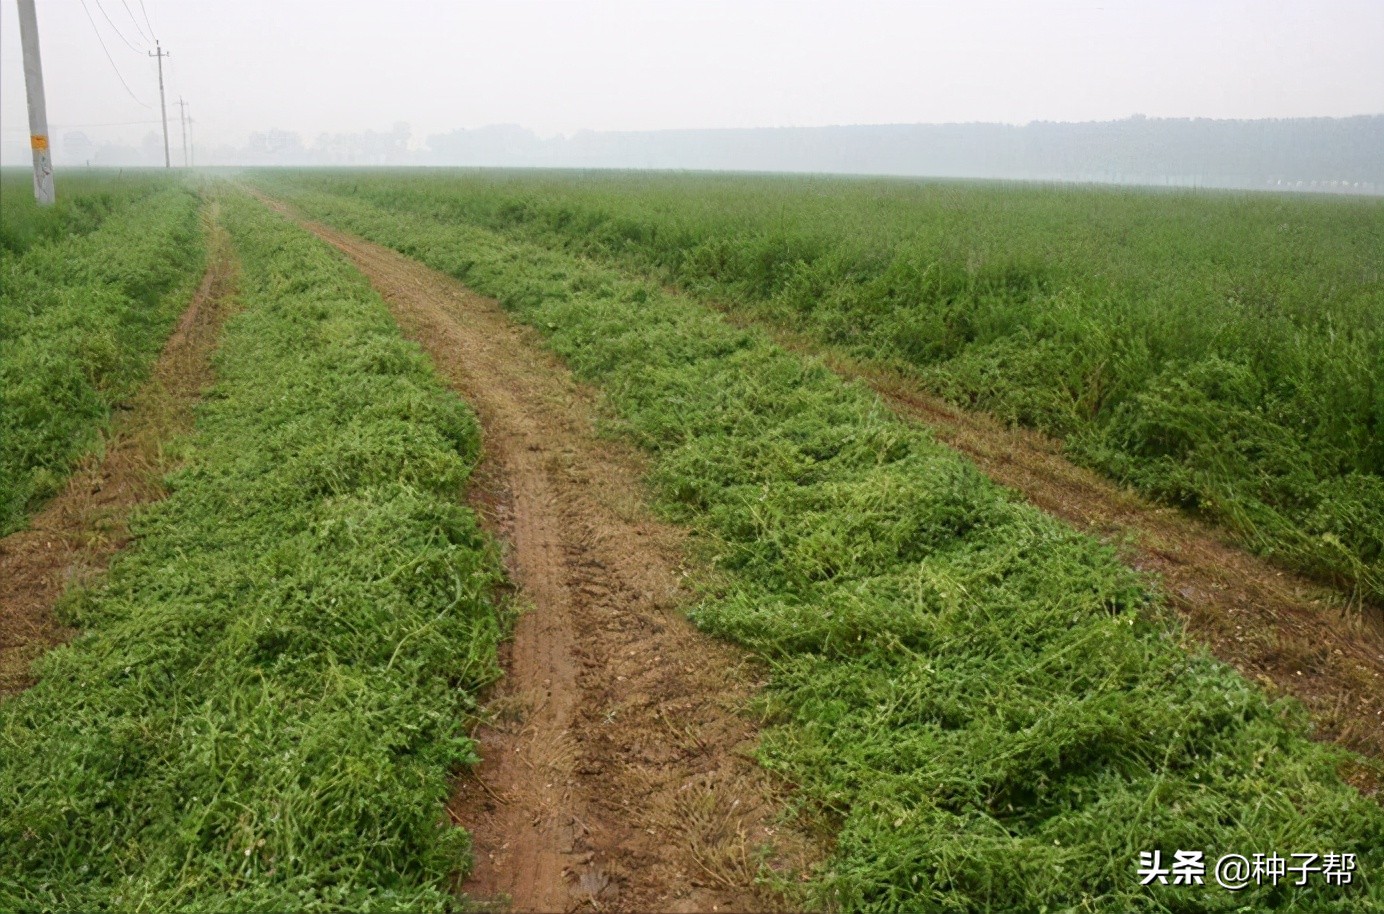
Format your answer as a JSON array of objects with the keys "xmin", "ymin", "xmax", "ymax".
[{"xmin": 2, "ymin": 0, "xmax": 1383, "ymax": 159}]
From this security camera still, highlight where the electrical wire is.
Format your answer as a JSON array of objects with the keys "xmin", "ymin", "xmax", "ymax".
[
  {"xmin": 138, "ymin": 0, "xmax": 156, "ymax": 41},
  {"xmin": 78, "ymin": 0, "xmax": 154, "ymax": 108},
  {"xmin": 91, "ymin": 0, "xmax": 147, "ymax": 53},
  {"xmin": 120, "ymin": 0, "xmax": 153, "ymax": 44}
]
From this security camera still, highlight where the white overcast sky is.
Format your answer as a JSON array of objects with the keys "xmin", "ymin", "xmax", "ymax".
[{"xmin": 2, "ymin": 0, "xmax": 1383, "ymax": 154}]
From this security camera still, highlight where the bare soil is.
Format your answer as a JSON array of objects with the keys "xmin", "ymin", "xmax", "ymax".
[
  {"xmin": 266, "ymin": 202, "xmax": 821, "ymax": 913},
  {"xmin": 0, "ymin": 203, "xmax": 237, "ymax": 697}
]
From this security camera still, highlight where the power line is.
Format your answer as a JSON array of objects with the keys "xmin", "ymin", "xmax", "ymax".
[
  {"xmin": 77, "ymin": 0, "xmax": 153, "ymax": 108},
  {"xmin": 137, "ymin": 0, "xmax": 156, "ymax": 41},
  {"xmin": 91, "ymin": 0, "xmax": 147, "ymax": 53},
  {"xmin": 120, "ymin": 0, "xmax": 152, "ymax": 44}
]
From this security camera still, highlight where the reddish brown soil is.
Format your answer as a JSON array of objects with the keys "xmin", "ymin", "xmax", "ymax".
[
  {"xmin": 264, "ymin": 200, "xmax": 820, "ymax": 913},
  {"xmin": 717, "ymin": 321, "xmax": 1384, "ymax": 763},
  {"xmin": 0, "ymin": 203, "xmax": 237, "ymax": 697}
]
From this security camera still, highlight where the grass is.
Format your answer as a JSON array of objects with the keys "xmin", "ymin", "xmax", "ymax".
[
  {"xmin": 259, "ymin": 170, "xmax": 1384, "ymax": 605},
  {"xmin": 0, "ymin": 173, "xmax": 204, "ymax": 533},
  {"xmin": 0, "ymin": 191, "xmax": 505, "ymax": 910},
  {"xmin": 256, "ymin": 180, "xmax": 1384, "ymax": 913},
  {"xmin": 0, "ymin": 170, "xmax": 171, "ymax": 255}
]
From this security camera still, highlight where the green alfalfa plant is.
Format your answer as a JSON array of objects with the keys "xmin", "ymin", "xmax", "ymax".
[
  {"xmin": 0, "ymin": 192, "xmax": 505, "ymax": 910},
  {"xmin": 260, "ymin": 179, "xmax": 1384, "ymax": 912}
]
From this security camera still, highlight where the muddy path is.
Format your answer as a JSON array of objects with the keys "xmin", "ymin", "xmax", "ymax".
[
  {"xmin": 259, "ymin": 198, "xmax": 818, "ymax": 913},
  {"xmin": 707, "ymin": 319, "xmax": 1384, "ymax": 762},
  {"xmin": 0, "ymin": 201, "xmax": 237, "ymax": 697}
]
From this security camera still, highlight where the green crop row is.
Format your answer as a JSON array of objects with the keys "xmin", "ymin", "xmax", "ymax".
[
  {"xmin": 257, "ymin": 183, "xmax": 1384, "ymax": 912},
  {"xmin": 0, "ymin": 192, "xmax": 504, "ymax": 910},
  {"xmin": 1, "ymin": 169, "xmax": 172, "ymax": 255},
  {"xmin": 261, "ymin": 170, "xmax": 1384, "ymax": 604},
  {"xmin": 0, "ymin": 177, "xmax": 204, "ymax": 534}
]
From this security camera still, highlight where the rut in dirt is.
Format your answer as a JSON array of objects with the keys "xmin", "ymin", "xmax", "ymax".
[
  {"xmin": 266, "ymin": 200, "xmax": 819, "ymax": 914},
  {"xmin": 0, "ymin": 202, "xmax": 238, "ymax": 697}
]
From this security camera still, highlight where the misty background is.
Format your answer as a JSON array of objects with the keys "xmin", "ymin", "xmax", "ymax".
[{"xmin": 2, "ymin": 1, "xmax": 1382, "ymax": 193}]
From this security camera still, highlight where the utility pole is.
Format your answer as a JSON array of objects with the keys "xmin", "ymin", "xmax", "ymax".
[
  {"xmin": 149, "ymin": 41, "xmax": 170, "ymax": 168},
  {"xmin": 16, "ymin": 0, "xmax": 55, "ymax": 205},
  {"xmin": 176, "ymin": 97, "xmax": 190, "ymax": 167},
  {"xmin": 187, "ymin": 117, "xmax": 195, "ymax": 167}
]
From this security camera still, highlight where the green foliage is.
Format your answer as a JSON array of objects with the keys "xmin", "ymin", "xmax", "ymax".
[
  {"xmin": 0, "ymin": 193, "xmax": 504, "ymax": 910},
  {"xmin": 259, "ymin": 183, "xmax": 1384, "ymax": 913},
  {"xmin": 0, "ymin": 174, "xmax": 204, "ymax": 533},
  {"xmin": 0, "ymin": 170, "xmax": 171, "ymax": 255},
  {"xmin": 261, "ymin": 170, "xmax": 1384, "ymax": 602}
]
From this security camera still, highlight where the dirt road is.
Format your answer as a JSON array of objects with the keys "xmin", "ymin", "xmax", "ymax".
[
  {"xmin": 0, "ymin": 202, "xmax": 237, "ymax": 697},
  {"xmin": 266, "ymin": 202, "xmax": 818, "ymax": 913}
]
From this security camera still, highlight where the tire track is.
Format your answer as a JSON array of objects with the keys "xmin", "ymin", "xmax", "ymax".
[
  {"xmin": 0, "ymin": 200, "xmax": 237, "ymax": 697},
  {"xmin": 259, "ymin": 197, "xmax": 819, "ymax": 913}
]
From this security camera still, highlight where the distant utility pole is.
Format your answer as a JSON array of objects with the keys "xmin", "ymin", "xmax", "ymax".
[
  {"xmin": 176, "ymin": 97, "xmax": 190, "ymax": 167},
  {"xmin": 188, "ymin": 117, "xmax": 195, "ymax": 167},
  {"xmin": 16, "ymin": 0, "xmax": 55, "ymax": 205},
  {"xmin": 149, "ymin": 41, "xmax": 170, "ymax": 168}
]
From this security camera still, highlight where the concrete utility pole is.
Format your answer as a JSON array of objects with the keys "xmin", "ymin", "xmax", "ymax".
[
  {"xmin": 16, "ymin": 0, "xmax": 55, "ymax": 205},
  {"xmin": 149, "ymin": 41, "xmax": 170, "ymax": 168},
  {"xmin": 176, "ymin": 97, "xmax": 189, "ymax": 167}
]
